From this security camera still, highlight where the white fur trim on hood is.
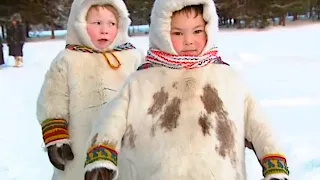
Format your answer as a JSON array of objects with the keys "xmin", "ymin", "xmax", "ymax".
[
  {"xmin": 149, "ymin": 0, "xmax": 219, "ymax": 55},
  {"xmin": 66, "ymin": 0, "xmax": 131, "ymax": 51}
]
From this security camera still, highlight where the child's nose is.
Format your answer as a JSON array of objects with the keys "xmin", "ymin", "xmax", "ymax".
[
  {"xmin": 100, "ymin": 25, "xmax": 109, "ymax": 34},
  {"xmin": 184, "ymin": 35, "xmax": 193, "ymax": 45}
]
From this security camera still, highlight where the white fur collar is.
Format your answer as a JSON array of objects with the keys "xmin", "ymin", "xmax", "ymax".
[
  {"xmin": 65, "ymin": 0, "xmax": 131, "ymax": 51},
  {"xmin": 149, "ymin": 0, "xmax": 219, "ymax": 55}
]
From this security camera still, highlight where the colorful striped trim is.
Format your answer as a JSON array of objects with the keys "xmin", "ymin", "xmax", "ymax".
[
  {"xmin": 144, "ymin": 47, "xmax": 230, "ymax": 70},
  {"xmin": 261, "ymin": 154, "xmax": 290, "ymax": 177},
  {"xmin": 65, "ymin": 43, "xmax": 135, "ymax": 70},
  {"xmin": 85, "ymin": 144, "xmax": 118, "ymax": 167},
  {"xmin": 65, "ymin": 42, "xmax": 136, "ymax": 53},
  {"xmin": 41, "ymin": 119, "xmax": 69, "ymax": 145}
]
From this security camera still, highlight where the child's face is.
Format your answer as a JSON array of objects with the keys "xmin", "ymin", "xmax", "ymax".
[
  {"xmin": 86, "ymin": 6, "xmax": 118, "ymax": 50},
  {"xmin": 170, "ymin": 11, "xmax": 207, "ymax": 56}
]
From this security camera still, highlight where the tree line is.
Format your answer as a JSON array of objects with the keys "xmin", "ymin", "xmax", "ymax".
[
  {"xmin": 0, "ymin": 0, "xmax": 319, "ymax": 39},
  {"xmin": 216, "ymin": 0, "xmax": 320, "ymax": 28}
]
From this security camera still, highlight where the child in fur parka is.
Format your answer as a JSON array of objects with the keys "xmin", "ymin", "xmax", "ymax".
[
  {"xmin": 83, "ymin": 0, "xmax": 290, "ymax": 180},
  {"xmin": 36, "ymin": 0, "xmax": 143, "ymax": 179}
]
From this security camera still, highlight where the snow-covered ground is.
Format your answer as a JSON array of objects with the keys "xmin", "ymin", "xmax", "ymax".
[{"xmin": 1, "ymin": 23, "xmax": 320, "ymax": 179}]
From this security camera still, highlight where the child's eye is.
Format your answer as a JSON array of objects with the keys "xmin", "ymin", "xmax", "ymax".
[
  {"xmin": 172, "ymin": 32, "xmax": 182, "ymax": 36},
  {"xmin": 194, "ymin": 30, "xmax": 204, "ymax": 34},
  {"xmin": 93, "ymin": 21, "xmax": 101, "ymax": 25},
  {"xmin": 109, "ymin": 22, "xmax": 116, "ymax": 26}
]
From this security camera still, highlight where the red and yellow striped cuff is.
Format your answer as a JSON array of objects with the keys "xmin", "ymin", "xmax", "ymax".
[
  {"xmin": 41, "ymin": 119, "xmax": 69, "ymax": 146},
  {"xmin": 261, "ymin": 154, "xmax": 290, "ymax": 177}
]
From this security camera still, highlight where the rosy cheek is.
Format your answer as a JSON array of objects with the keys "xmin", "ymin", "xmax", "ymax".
[
  {"xmin": 202, "ymin": 36, "xmax": 207, "ymax": 46},
  {"xmin": 171, "ymin": 40, "xmax": 181, "ymax": 50},
  {"xmin": 110, "ymin": 28, "xmax": 118, "ymax": 41},
  {"xmin": 86, "ymin": 26, "xmax": 95, "ymax": 38},
  {"xmin": 196, "ymin": 38, "xmax": 206, "ymax": 49},
  {"xmin": 113, "ymin": 28, "xmax": 118, "ymax": 36}
]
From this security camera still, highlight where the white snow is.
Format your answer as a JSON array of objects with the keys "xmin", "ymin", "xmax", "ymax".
[{"xmin": 1, "ymin": 23, "xmax": 320, "ymax": 179}]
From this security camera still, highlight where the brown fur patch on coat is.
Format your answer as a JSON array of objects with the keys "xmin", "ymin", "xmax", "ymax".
[
  {"xmin": 201, "ymin": 84, "xmax": 237, "ymax": 167},
  {"xmin": 159, "ymin": 97, "xmax": 181, "ymax": 132},
  {"xmin": 172, "ymin": 82, "xmax": 178, "ymax": 89},
  {"xmin": 148, "ymin": 87, "xmax": 169, "ymax": 117},
  {"xmin": 198, "ymin": 114, "xmax": 213, "ymax": 136},
  {"xmin": 149, "ymin": 87, "xmax": 182, "ymax": 135}
]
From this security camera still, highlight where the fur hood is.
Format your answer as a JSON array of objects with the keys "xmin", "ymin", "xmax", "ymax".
[
  {"xmin": 149, "ymin": 0, "xmax": 219, "ymax": 55},
  {"xmin": 66, "ymin": 0, "xmax": 131, "ymax": 51}
]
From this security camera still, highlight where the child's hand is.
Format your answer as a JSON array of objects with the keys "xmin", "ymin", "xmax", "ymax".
[
  {"xmin": 85, "ymin": 168, "xmax": 114, "ymax": 180},
  {"xmin": 47, "ymin": 144, "xmax": 74, "ymax": 171}
]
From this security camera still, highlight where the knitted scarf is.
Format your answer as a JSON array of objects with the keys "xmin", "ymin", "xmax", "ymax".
[
  {"xmin": 65, "ymin": 42, "xmax": 136, "ymax": 69},
  {"xmin": 137, "ymin": 47, "xmax": 229, "ymax": 71}
]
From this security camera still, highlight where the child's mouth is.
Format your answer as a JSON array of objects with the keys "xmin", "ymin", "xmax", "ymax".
[
  {"xmin": 181, "ymin": 50, "xmax": 197, "ymax": 55},
  {"xmin": 98, "ymin": 39, "xmax": 108, "ymax": 42}
]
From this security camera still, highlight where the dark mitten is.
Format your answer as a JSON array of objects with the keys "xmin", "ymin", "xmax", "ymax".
[
  {"xmin": 47, "ymin": 144, "xmax": 74, "ymax": 171},
  {"xmin": 85, "ymin": 168, "xmax": 114, "ymax": 180}
]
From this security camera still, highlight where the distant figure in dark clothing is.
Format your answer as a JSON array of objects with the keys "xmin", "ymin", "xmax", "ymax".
[
  {"xmin": 6, "ymin": 13, "xmax": 26, "ymax": 67},
  {"xmin": 0, "ymin": 37, "xmax": 4, "ymax": 68}
]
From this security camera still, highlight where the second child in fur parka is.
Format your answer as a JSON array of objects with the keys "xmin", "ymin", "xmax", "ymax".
[
  {"xmin": 36, "ymin": 0, "xmax": 143, "ymax": 179},
  {"xmin": 83, "ymin": 0, "xmax": 290, "ymax": 180}
]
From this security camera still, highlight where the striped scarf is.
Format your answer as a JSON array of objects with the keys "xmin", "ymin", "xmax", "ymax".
[
  {"xmin": 65, "ymin": 42, "xmax": 136, "ymax": 69},
  {"xmin": 137, "ymin": 47, "xmax": 229, "ymax": 71},
  {"xmin": 65, "ymin": 42, "xmax": 136, "ymax": 53}
]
